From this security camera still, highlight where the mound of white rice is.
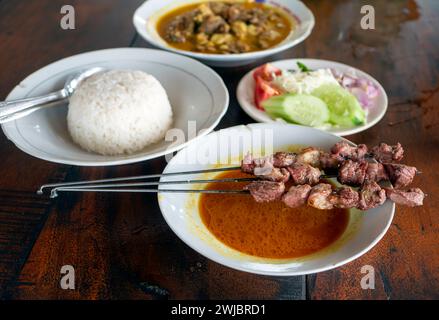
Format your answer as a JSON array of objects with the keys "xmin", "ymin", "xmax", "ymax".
[{"xmin": 67, "ymin": 70, "xmax": 173, "ymax": 155}]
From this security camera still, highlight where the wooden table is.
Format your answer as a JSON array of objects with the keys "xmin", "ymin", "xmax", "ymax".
[{"xmin": 0, "ymin": 0, "xmax": 438, "ymax": 300}]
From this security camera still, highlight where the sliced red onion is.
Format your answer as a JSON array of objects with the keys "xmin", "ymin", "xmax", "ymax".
[
  {"xmin": 350, "ymin": 88, "xmax": 372, "ymax": 108},
  {"xmin": 365, "ymin": 84, "xmax": 379, "ymax": 99},
  {"xmin": 334, "ymin": 71, "xmax": 379, "ymax": 109},
  {"xmin": 341, "ymin": 74, "xmax": 357, "ymax": 88}
]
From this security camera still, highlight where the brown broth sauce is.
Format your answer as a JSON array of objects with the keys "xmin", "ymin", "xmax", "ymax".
[{"xmin": 199, "ymin": 171, "xmax": 349, "ymax": 259}]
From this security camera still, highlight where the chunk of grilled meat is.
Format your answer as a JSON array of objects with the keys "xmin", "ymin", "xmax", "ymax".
[
  {"xmin": 338, "ymin": 160, "xmax": 369, "ymax": 186},
  {"xmin": 331, "ymin": 142, "xmax": 368, "ymax": 161},
  {"xmin": 242, "ymin": 154, "xmax": 287, "ymax": 181},
  {"xmin": 328, "ymin": 186, "xmax": 360, "ymax": 209},
  {"xmin": 287, "ymin": 163, "xmax": 321, "ymax": 185},
  {"xmin": 260, "ymin": 167, "xmax": 291, "ymax": 183},
  {"xmin": 295, "ymin": 147, "xmax": 321, "ymax": 167},
  {"xmin": 384, "ymin": 188, "xmax": 424, "ymax": 207},
  {"xmin": 252, "ymin": 155, "xmax": 273, "ymax": 172},
  {"xmin": 241, "ymin": 153, "xmax": 256, "ymax": 174},
  {"xmin": 365, "ymin": 163, "xmax": 389, "ymax": 182},
  {"xmin": 371, "ymin": 142, "xmax": 404, "ymax": 163},
  {"xmin": 357, "ymin": 181, "xmax": 386, "ymax": 210},
  {"xmin": 384, "ymin": 163, "xmax": 417, "ymax": 189},
  {"xmin": 246, "ymin": 157, "xmax": 289, "ymax": 183},
  {"xmin": 319, "ymin": 152, "xmax": 341, "ymax": 169},
  {"xmin": 244, "ymin": 181, "xmax": 285, "ymax": 203},
  {"xmin": 307, "ymin": 183, "xmax": 334, "ymax": 210},
  {"xmin": 242, "ymin": 151, "xmax": 296, "ymax": 172},
  {"xmin": 282, "ymin": 185, "xmax": 312, "ymax": 208},
  {"xmin": 272, "ymin": 151, "xmax": 296, "ymax": 167}
]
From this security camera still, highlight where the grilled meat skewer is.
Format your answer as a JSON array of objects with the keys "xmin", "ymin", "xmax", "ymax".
[
  {"xmin": 246, "ymin": 180, "xmax": 425, "ymax": 210},
  {"xmin": 383, "ymin": 163, "xmax": 417, "ymax": 189},
  {"xmin": 243, "ymin": 153, "xmax": 418, "ymax": 189},
  {"xmin": 338, "ymin": 160, "xmax": 417, "ymax": 188},
  {"xmin": 385, "ymin": 188, "xmax": 425, "ymax": 207},
  {"xmin": 243, "ymin": 181, "xmax": 285, "ymax": 202},
  {"xmin": 331, "ymin": 141, "xmax": 404, "ymax": 164},
  {"xmin": 242, "ymin": 142, "xmax": 405, "ymax": 176},
  {"xmin": 357, "ymin": 181, "xmax": 387, "ymax": 210},
  {"xmin": 330, "ymin": 142, "xmax": 368, "ymax": 162},
  {"xmin": 287, "ymin": 163, "xmax": 321, "ymax": 185},
  {"xmin": 371, "ymin": 142, "xmax": 404, "ymax": 163}
]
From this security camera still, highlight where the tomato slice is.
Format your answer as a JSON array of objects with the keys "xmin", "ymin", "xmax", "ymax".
[
  {"xmin": 253, "ymin": 63, "xmax": 281, "ymax": 82},
  {"xmin": 254, "ymin": 76, "xmax": 280, "ymax": 110},
  {"xmin": 253, "ymin": 63, "xmax": 282, "ymax": 109}
]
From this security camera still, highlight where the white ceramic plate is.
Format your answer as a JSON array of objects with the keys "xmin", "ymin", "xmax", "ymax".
[
  {"xmin": 1, "ymin": 48, "xmax": 229, "ymax": 166},
  {"xmin": 237, "ymin": 59, "xmax": 388, "ymax": 136},
  {"xmin": 133, "ymin": 0, "xmax": 315, "ymax": 67},
  {"xmin": 158, "ymin": 123, "xmax": 395, "ymax": 276}
]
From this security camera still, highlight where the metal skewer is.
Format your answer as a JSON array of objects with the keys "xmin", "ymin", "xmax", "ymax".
[
  {"xmin": 50, "ymin": 188, "xmax": 249, "ymax": 199},
  {"xmin": 47, "ymin": 177, "xmax": 256, "ymax": 198},
  {"xmin": 44, "ymin": 172, "xmax": 336, "ymax": 198},
  {"xmin": 37, "ymin": 166, "xmax": 241, "ymax": 194}
]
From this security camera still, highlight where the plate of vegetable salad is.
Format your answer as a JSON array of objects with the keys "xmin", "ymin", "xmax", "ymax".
[{"xmin": 237, "ymin": 59, "xmax": 388, "ymax": 136}]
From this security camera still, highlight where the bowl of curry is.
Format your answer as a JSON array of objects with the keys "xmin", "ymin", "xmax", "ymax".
[
  {"xmin": 158, "ymin": 124, "xmax": 395, "ymax": 276},
  {"xmin": 133, "ymin": 0, "xmax": 315, "ymax": 66}
]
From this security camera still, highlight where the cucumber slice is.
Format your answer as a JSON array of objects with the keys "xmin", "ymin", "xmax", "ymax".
[
  {"xmin": 311, "ymin": 84, "xmax": 366, "ymax": 127},
  {"xmin": 262, "ymin": 94, "xmax": 329, "ymax": 127}
]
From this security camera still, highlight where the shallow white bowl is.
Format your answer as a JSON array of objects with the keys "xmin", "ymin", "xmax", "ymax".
[
  {"xmin": 133, "ymin": 0, "xmax": 315, "ymax": 67},
  {"xmin": 237, "ymin": 59, "xmax": 389, "ymax": 136},
  {"xmin": 1, "ymin": 48, "xmax": 229, "ymax": 166},
  {"xmin": 158, "ymin": 123, "xmax": 395, "ymax": 276}
]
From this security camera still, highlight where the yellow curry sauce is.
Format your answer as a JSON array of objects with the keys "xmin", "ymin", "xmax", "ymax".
[
  {"xmin": 157, "ymin": 1, "xmax": 294, "ymax": 54},
  {"xmin": 199, "ymin": 171, "xmax": 349, "ymax": 259}
]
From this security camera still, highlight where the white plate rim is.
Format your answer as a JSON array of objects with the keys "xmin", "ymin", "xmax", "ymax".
[
  {"xmin": 236, "ymin": 58, "xmax": 389, "ymax": 137},
  {"xmin": 1, "ymin": 47, "xmax": 229, "ymax": 166},
  {"xmin": 158, "ymin": 123, "xmax": 395, "ymax": 276}
]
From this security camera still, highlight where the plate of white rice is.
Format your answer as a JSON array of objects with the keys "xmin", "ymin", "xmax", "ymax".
[{"xmin": 1, "ymin": 48, "xmax": 229, "ymax": 166}]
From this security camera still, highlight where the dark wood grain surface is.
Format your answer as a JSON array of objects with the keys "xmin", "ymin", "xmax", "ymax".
[{"xmin": 0, "ymin": 0, "xmax": 438, "ymax": 300}]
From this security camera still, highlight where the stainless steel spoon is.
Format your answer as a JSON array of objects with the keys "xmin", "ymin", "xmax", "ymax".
[{"xmin": 0, "ymin": 67, "xmax": 105, "ymax": 124}]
